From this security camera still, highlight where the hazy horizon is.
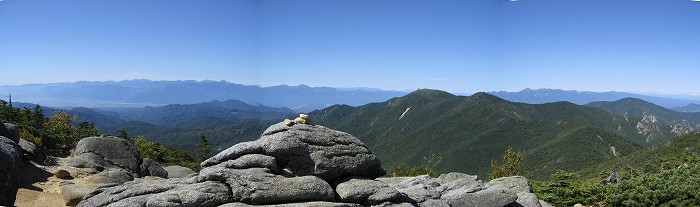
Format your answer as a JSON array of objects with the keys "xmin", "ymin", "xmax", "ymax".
[{"xmin": 2, "ymin": 0, "xmax": 699, "ymax": 94}]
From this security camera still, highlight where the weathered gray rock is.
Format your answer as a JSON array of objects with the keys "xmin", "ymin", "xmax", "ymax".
[
  {"xmin": 201, "ymin": 142, "xmax": 264, "ymax": 167},
  {"xmin": 140, "ymin": 158, "xmax": 168, "ymax": 178},
  {"xmin": 512, "ymin": 192, "xmax": 543, "ymax": 207},
  {"xmin": 56, "ymin": 165, "xmax": 100, "ymax": 178},
  {"xmin": 71, "ymin": 136, "xmax": 141, "ymax": 174},
  {"xmin": 62, "ymin": 183, "xmax": 96, "ymax": 206},
  {"xmin": 78, "ymin": 178, "xmax": 230, "ymax": 207},
  {"xmin": 0, "ymin": 136, "xmax": 21, "ymax": 206},
  {"xmin": 485, "ymin": 176, "xmax": 531, "ymax": 194},
  {"xmin": 443, "ymin": 186, "xmax": 518, "ymax": 207},
  {"xmin": 219, "ymin": 201, "xmax": 364, "ymax": 207},
  {"xmin": 2, "ymin": 123, "xmax": 19, "ymax": 143},
  {"xmin": 65, "ymin": 153, "xmax": 107, "ymax": 171},
  {"xmin": 199, "ymin": 167, "xmax": 335, "ymax": 204},
  {"xmin": 388, "ymin": 175, "xmax": 441, "ymax": 203},
  {"xmin": 335, "ymin": 177, "xmax": 401, "ymax": 205},
  {"xmin": 18, "ymin": 138, "xmax": 48, "ymax": 164},
  {"xmin": 417, "ymin": 199, "xmax": 451, "ymax": 207},
  {"xmin": 202, "ymin": 123, "xmax": 385, "ymax": 182},
  {"xmin": 435, "ymin": 172, "xmax": 483, "ymax": 198},
  {"xmin": 85, "ymin": 169, "xmax": 134, "ymax": 184},
  {"xmin": 164, "ymin": 165, "xmax": 196, "ymax": 178}
]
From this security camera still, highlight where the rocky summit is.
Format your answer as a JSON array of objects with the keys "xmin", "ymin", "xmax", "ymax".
[{"xmin": 68, "ymin": 122, "xmax": 550, "ymax": 207}]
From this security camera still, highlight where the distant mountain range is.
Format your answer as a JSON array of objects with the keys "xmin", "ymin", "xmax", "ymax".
[
  {"xmin": 488, "ymin": 88, "xmax": 698, "ymax": 109},
  {"xmin": 308, "ymin": 89, "xmax": 700, "ymax": 179},
  {"xmin": 673, "ymin": 103, "xmax": 700, "ymax": 113},
  {"xmin": 0, "ymin": 80, "xmax": 406, "ymax": 112},
  {"xmin": 3, "ymin": 80, "xmax": 698, "ymax": 113}
]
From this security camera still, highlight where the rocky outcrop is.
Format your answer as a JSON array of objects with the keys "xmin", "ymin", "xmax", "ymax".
[
  {"xmin": 164, "ymin": 165, "xmax": 196, "ymax": 178},
  {"xmin": 335, "ymin": 177, "xmax": 402, "ymax": 205},
  {"xmin": 84, "ymin": 169, "xmax": 134, "ymax": 185},
  {"xmin": 77, "ymin": 122, "xmax": 547, "ymax": 207},
  {"xmin": 1, "ymin": 136, "xmax": 21, "ymax": 206},
  {"xmin": 19, "ymin": 138, "xmax": 49, "ymax": 165},
  {"xmin": 66, "ymin": 136, "xmax": 142, "ymax": 175},
  {"xmin": 202, "ymin": 123, "xmax": 386, "ymax": 182},
  {"xmin": 140, "ymin": 158, "xmax": 168, "ymax": 178},
  {"xmin": 1, "ymin": 123, "xmax": 20, "ymax": 143},
  {"xmin": 77, "ymin": 176, "xmax": 231, "ymax": 207}
]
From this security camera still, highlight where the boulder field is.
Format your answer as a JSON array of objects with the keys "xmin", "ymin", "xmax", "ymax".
[
  {"xmin": 1, "ymin": 121, "xmax": 553, "ymax": 206},
  {"xmin": 75, "ymin": 122, "xmax": 551, "ymax": 207}
]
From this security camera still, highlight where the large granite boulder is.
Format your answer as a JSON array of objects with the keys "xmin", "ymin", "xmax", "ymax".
[
  {"xmin": 1, "ymin": 123, "xmax": 19, "ymax": 143},
  {"xmin": 199, "ymin": 167, "xmax": 335, "ymax": 204},
  {"xmin": 84, "ymin": 168, "xmax": 135, "ymax": 185},
  {"xmin": 66, "ymin": 136, "xmax": 141, "ymax": 174},
  {"xmin": 202, "ymin": 123, "xmax": 385, "ymax": 182},
  {"xmin": 164, "ymin": 165, "xmax": 196, "ymax": 178},
  {"xmin": 62, "ymin": 183, "xmax": 97, "ymax": 206},
  {"xmin": 0, "ymin": 136, "xmax": 21, "ymax": 206},
  {"xmin": 335, "ymin": 177, "xmax": 402, "ymax": 205},
  {"xmin": 140, "ymin": 158, "xmax": 168, "ymax": 178},
  {"xmin": 18, "ymin": 138, "xmax": 48, "ymax": 164}
]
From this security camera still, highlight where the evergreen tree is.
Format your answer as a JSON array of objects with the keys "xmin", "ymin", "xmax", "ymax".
[
  {"xmin": 33, "ymin": 104, "xmax": 45, "ymax": 130},
  {"xmin": 195, "ymin": 132, "xmax": 212, "ymax": 161},
  {"xmin": 118, "ymin": 129, "xmax": 129, "ymax": 139},
  {"xmin": 489, "ymin": 146, "xmax": 524, "ymax": 180}
]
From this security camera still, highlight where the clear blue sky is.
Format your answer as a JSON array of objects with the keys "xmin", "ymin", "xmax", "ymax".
[{"xmin": 1, "ymin": 0, "xmax": 699, "ymax": 94}]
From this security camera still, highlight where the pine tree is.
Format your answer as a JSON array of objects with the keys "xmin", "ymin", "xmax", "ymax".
[
  {"xmin": 195, "ymin": 132, "xmax": 212, "ymax": 161},
  {"xmin": 488, "ymin": 146, "xmax": 524, "ymax": 180}
]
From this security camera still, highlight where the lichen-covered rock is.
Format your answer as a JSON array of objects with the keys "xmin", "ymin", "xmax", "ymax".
[
  {"xmin": 0, "ymin": 136, "xmax": 21, "ymax": 206},
  {"xmin": 78, "ymin": 178, "xmax": 230, "ymax": 207},
  {"xmin": 202, "ymin": 123, "xmax": 385, "ymax": 182},
  {"xmin": 68, "ymin": 136, "xmax": 141, "ymax": 174},
  {"xmin": 335, "ymin": 177, "xmax": 401, "ymax": 205},
  {"xmin": 164, "ymin": 165, "xmax": 196, "ymax": 178},
  {"xmin": 140, "ymin": 158, "xmax": 168, "ymax": 178},
  {"xmin": 198, "ymin": 167, "xmax": 335, "ymax": 204}
]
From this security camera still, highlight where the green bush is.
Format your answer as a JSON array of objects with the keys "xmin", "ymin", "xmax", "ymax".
[
  {"xmin": 388, "ymin": 163, "xmax": 437, "ymax": 177},
  {"xmin": 533, "ymin": 156, "xmax": 700, "ymax": 207},
  {"xmin": 128, "ymin": 136, "xmax": 200, "ymax": 171}
]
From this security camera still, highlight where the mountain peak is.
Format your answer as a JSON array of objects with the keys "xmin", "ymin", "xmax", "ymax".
[{"xmin": 406, "ymin": 89, "xmax": 455, "ymax": 99}]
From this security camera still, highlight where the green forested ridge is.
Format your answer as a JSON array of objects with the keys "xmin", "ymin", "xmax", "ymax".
[
  {"xmin": 586, "ymin": 98, "xmax": 700, "ymax": 129},
  {"xmin": 309, "ymin": 89, "xmax": 692, "ymax": 179},
  {"xmin": 0, "ymin": 99, "xmax": 197, "ymax": 168}
]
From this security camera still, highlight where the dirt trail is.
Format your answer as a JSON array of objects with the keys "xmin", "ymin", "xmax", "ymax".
[{"xmin": 14, "ymin": 158, "xmax": 94, "ymax": 207}]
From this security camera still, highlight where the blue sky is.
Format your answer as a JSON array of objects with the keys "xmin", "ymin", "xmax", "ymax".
[{"xmin": 1, "ymin": 0, "xmax": 699, "ymax": 94}]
